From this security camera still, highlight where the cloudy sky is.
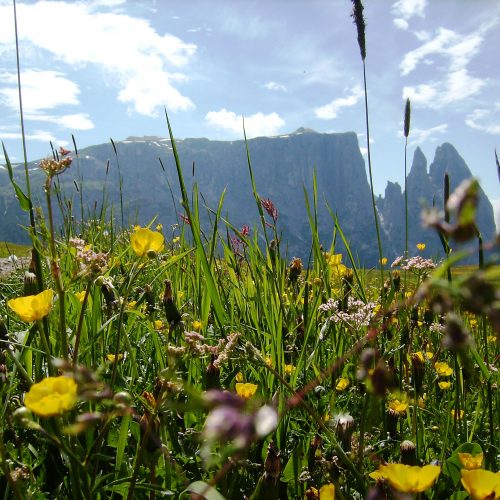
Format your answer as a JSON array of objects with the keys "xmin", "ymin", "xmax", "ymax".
[{"xmin": 0, "ymin": 0, "xmax": 499, "ymax": 213}]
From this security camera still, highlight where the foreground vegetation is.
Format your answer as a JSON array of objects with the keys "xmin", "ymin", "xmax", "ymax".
[{"xmin": 0, "ymin": 1, "xmax": 498, "ymax": 498}]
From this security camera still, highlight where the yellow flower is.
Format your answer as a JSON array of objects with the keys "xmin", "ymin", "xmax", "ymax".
[
  {"xmin": 130, "ymin": 226, "xmax": 164, "ymax": 257},
  {"xmin": 327, "ymin": 253, "xmax": 347, "ymax": 277},
  {"xmin": 461, "ymin": 469, "xmax": 500, "ymax": 499},
  {"xmin": 24, "ymin": 376, "xmax": 77, "ymax": 417},
  {"xmin": 438, "ymin": 381, "xmax": 451, "ymax": 390},
  {"xmin": 75, "ymin": 291, "xmax": 86, "ymax": 303},
  {"xmin": 285, "ymin": 364, "xmax": 296, "ymax": 376},
  {"xmin": 156, "ymin": 223, "xmax": 163, "ymax": 231},
  {"xmin": 106, "ymin": 353, "xmax": 124, "ymax": 362},
  {"xmin": 435, "ymin": 361, "xmax": 453, "ymax": 377},
  {"xmin": 458, "ymin": 452, "xmax": 484, "ymax": 470},
  {"xmin": 335, "ymin": 377, "xmax": 350, "ymax": 392},
  {"xmin": 154, "ymin": 320, "xmax": 164, "ymax": 330},
  {"xmin": 388, "ymin": 399, "xmax": 408, "ymax": 416},
  {"xmin": 451, "ymin": 409, "xmax": 465, "ymax": 420},
  {"xmin": 235, "ymin": 372, "xmax": 244, "ymax": 382},
  {"xmin": 235, "ymin": 382, "xmax": 258, "ymax": 400},
  {"xmin": 319, "ymin": 483, "xmax": 335, "ymax": 499},
  {"xmin": 126, "ymin": 300, "xmax": 137, "ymax": 310},
  {"xmin": 417, "ymin": 243, "xmax": 426, "ymax": 251},
  {"xmin": 413, "ymin": 351, "xmax": 433, "ymax": 363},
  {"xmin": 172, "ymin": 236, "xmax": 180, "ymax": 244},
  {"xmin": 192, "ymin": 320, "xmax": 203, "ymax": 331},
  {"xmin": 380, "ymin": 257, "xmax": 388, "ymax": 266},
  {"xmin": 264, "ymin": 356, "xmax": 273, "ymax": 367},
  {"xmin": 369, "ymin": 464, "xmax": 441, "ymax": 493},
  {"xmin": 8, "ymin": 289, "xmax": 54, "ymax": 322}
]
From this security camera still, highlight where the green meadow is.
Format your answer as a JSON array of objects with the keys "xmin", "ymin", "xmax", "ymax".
[{"xmin": 0, "ymin": 1, "xmax": 498, "ymax": 499}]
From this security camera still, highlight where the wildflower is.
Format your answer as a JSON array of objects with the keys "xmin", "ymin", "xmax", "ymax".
[
  {"xmin": 435, "ymin": 361, "xmax": 453, "ymax": 377},
  {"xmin": 334, "ymin": 413, "xmax": 355, "ymax": 451},
  {"xmin": 413, "ymin": 351, "xmax": 433, "ymax": 363},
  {"xmin": 284, "ymin": 364, "xmax": 296, "ymax": 376},
  {"xmin": 458, "ymin": 452, "xmax": 483, "ymax": 470},
  {"xmin": 335, "ymin": 377, "xmax": 350, "ymax": 392},
  {"xmin": 260, "ymin": 198, "xmax": 278, "ymax": 222},
  {"xmin": 235, "ymin": 383, "xmax": 258, "ymax": 400},
  {"xmin": 417, "ymin": 243, "xmax": 426, "ymax": 251},
  {"xmin": 126, "ymin": 300, "xmax": 137, "ymax": 310},
  {"xmin": 130, "ymin": 226, "xmax": 164, "ymax": 257},
  {"xmin": 24, "ymin": 376, "xmax": 78, "ymax": 417},
  {"xmin": 8, "ymin": 289, "xmax": 54, "ymax": 322},
  {"xmin": 369, "ymin": 463, "xmax": 441, "ymax": 493},
  {"xmin": 388, "ymin": 398, "xmax": 408, "ymax": 416},
  {"xmin": 156, "ymin": 223, "xmax": 163, "ymax": 231},
  {"xmin": 7, "ymin": 254, "xmax": 18, "ymax": 264},
  {"xmin": 438, "ymin": 381, "xmax": 451, "ymax": 390},
  {"xmin": 192, "ymin": 320, "xmax": 203, "ymax": 331},
  {"xmin": 235, "ymin": 372, "xmax": 244, "ymax": 382},
  {"xmin": 39, "ymin": 156, "xmax": 72, "ymax": 176},
  {"xmin": 380, "ymin": 257, "xmax": 388, "ymax": 266},
  {"xmin": 75, "ymin": 291, "xmax": 86, "ymax": 303},
  {"xmin": 326, "ymin": 253, "xmax": 347, "ymax": 277},
  {"xmin": 264, "ymin": 356, "xmax": 273, "ymax": 367},
  {"xmin": 400, "ymin": 440, "xmax": 417, "ymax": 465},
  {"xmin": 460, "ymin": 469, "xmax": 500, "ymax": 499},
  {"xmin": 154, "ymin": 320, "xmax": 163, "ymax": 330},
  {"xmin": 172, "ymin": 236, "xmax": 180, "ymax": 244},
  {"xmin": 106, "ymin": 353, "xmax": 124, "ymax": 362},
  {"xmin": 319, "ymin": 483, "xmax": 335, "ymax": 499}
]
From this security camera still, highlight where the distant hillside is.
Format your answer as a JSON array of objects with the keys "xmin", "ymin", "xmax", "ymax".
[{"xmin": 0, "ymin": 130, "xmax": 496, "ymax": 265}]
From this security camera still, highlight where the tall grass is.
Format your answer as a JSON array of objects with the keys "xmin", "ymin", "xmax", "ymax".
[{"xmin": 0, "ymin": 1, "xmax": 498, "ymax": 498}]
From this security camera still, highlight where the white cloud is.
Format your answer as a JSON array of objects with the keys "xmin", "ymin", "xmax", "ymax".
[
  {"xmin": 400, "ymin": 123, "xmax": 448, "ymax": 146},
  {"xmin": 400, "ymin": 25, "xmax": 490, "ymax": 76},
  {"xmin": 400, "ymin": 23, "xmax": 494, "ymax": 108},
  {"xmin": 25, "ymin": 112, "xmax": 95, "ymax": 131},
  {"xmin": 403, "ymin": 70, "xmax": 485, "ymax": 108},
  {"xmin": 314, "ymin": 85, "xmax": 363, "ymax": 120},
  {"xmin": 0, "ymin": 70, "xmax": 80, "ymax": 112},
  {"xmin": 205, "ymin": 109, "xmax": 285, "ymax": 138},
  {"xmin": 0, "ymin": 129, "xmax": 57, "ymax": 143},
  {"xmin": 465, "ymin": 108, "xmax": 500, "ymax": 135},
  {"xmin": 393, "ymin": 18, "xmax": 409, "ymax": 30},
  {"xmin": 0, "ymin": 1, "xmax": 197, "ymax": 116},
  {"xmin": 392, "ymin": 0, "xmax": 427, "ymax": 19},
  {"xmin": 264, "ymin": 81, "xmax": 286, "ymax": 92}
]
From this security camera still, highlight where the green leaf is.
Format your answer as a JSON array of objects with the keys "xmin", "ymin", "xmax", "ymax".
[
  {"xmin": 184, "ymin": 481, "xmax": 226, "ymax": 500},
  {"xmin": 2, "ymin": 142, "xmax": 30, "ymax": 211},
  {"xmin": 443, "ymin": 442, "xmax": 483, "ymax": 487}
]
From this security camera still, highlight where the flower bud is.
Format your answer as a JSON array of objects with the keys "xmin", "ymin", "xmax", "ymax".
[
  {"xmin": 400, "ymin": 440, "xmax": 417, "ymax": 465},
  {"xmin": 23, "ymin": 271, "xmax": 37, "ymax": 296}
]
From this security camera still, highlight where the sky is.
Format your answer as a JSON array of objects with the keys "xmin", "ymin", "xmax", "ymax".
[{"xmin": 0, "ymin": 0, "xmax": 499, "ymax": 220}]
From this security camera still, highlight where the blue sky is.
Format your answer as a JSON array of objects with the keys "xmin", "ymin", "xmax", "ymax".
[{"xmin": 0, "ymin": 0, "xmax": 499, "ymax": 217}]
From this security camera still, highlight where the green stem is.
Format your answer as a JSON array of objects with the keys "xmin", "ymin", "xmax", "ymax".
[
  {"xmin": 362, "ymin": 62, "xmax": 384, "ymax": 284},
  {"xmin": 45, "ymin": 179, "xmax": 68, "ymax": 359},
  {"xmin": 73, "ymin": 284, "xmax": 91, "ymax": 362}
]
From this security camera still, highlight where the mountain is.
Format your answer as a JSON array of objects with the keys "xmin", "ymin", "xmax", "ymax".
[
  {"xmin": 378, "ymin": 143, "xmax": 496, "ymax": 261},
  {"xmin": 0, "ymin": 131, "xmax": 496, "ymax": 265}
]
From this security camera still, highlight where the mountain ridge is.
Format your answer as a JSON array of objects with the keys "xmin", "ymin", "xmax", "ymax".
[{"xmin": 0, "ymin": 130, "xmax": 496, "ymax": 265}]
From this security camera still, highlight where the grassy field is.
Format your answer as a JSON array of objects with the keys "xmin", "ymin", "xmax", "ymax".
[
  {"xmin": 0, "ymin": 1, "xmax": 498, "ymax": 497},
  {"xmin": 0, "ymin": 241, "xmax": 31, "ymax": 258}
]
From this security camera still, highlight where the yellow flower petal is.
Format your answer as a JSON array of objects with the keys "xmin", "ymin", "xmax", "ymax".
[
  {"xmin": 458, "ymin": 452, "xmax": 484, "ymax": 470},
  {"xmin": 372, "ymin": 464, "xmax": 441, "ymax": 493},
  {"xmin": 130, "ymin": 227, "xmax": 164, "ymax": 257},
  {"xmin": 435, "ymin": 361, "xmax": 453, "ymax": 377},
  {"xmin": 461, "ymin": 469, "xmax": 500, "ymax": 499},
  {"xmin": 335, "ymin": 377, "xmax": 350, "ymax": 392},
  {"xmin": 24, "ymin": 376, "xmax": 77, "ymax": 417},
  {"xmin": 8, "ymin": 289, "xmax": 54, "ymax": 322},
  {"xmin": 319, "ymin": 483, "xmax": 335, "ymax": 499},
  {"xmin": 235, "ymin": 382, "xmax": 258, "ymax": 400}
]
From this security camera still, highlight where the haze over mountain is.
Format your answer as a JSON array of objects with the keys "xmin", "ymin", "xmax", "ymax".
[{"xmin": 0, "ymin": 129, "xmax": 496, "ymax": 265}]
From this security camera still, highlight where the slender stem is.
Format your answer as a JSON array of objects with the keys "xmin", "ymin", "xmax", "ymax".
[
  {"xmin": 73, "ymin": 284, "xmax": 91, "ymax": 362},
  {"xmin": 362, "ymin": 62, "xmax": 384, "ymax": 281},
  {"xmin": 45, "ymin": 179, "xmax": 68, "ymax": 359},
  {"xmin": 36, "ymin": 320, "xmax": 54, "ymax": 376}
]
